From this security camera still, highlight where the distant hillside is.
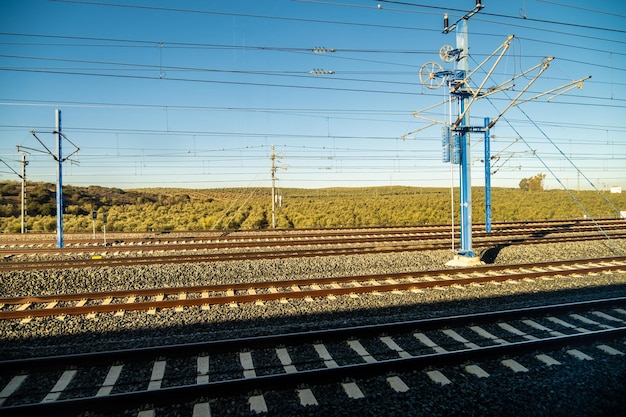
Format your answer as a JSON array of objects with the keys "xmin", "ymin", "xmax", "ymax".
[
  {"xmin": 0, "ymin": 181, "xmax": 184, "ymax": 217},
  {"xmin": 0, "ymin": 181, "xmax": 624, "ymax": 233}
]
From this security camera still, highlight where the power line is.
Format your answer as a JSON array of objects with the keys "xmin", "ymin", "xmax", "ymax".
[
  {"xmin": 1, "ymin": 99, "xmax": 626, "ymax": 132},
  {"xmin": 3, "ymin": 47, "xmax": 626, "ymax": 76},
  {"xmin": 3, "ymin": 30, "xmax": 625, "ymax": 62},
  {"xmin": 471, "ymin": 17, "xmax": 626, "ymax": 47},
  {"xmin": 46, "ymin": 0, "xmax": 626, "ymax": 50},
  {"xmin": 378, "ymin": 0, "xmax": 626, "ymax": 34},
  {"xmin": 536, "ymin": 0, "xmax": 626, "ymax": 19},
  {"xmin": 5, "ymin": 119, "xmax": 626, "ymax": 141},
  {"xmin": 0, "ymin": 53, "xmax": 431, "ymax": 88},
  {"xmin": 0, "ymin": 33, "xmax": 434, "ymax": 55},
  {"xmin": 0, "ymin": 67, "xmax": 428, "ymax": 97},
  {"xmin": 49, "ymin": 0, "xmax": 433, "ymax": 33},
  {"xmin": 1, "ymin": 65, "xmax": 624, "ymax": 108}
]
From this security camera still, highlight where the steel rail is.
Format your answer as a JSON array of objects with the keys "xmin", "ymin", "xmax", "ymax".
[
  {"xmin": 4, "ymin": 222, "xmax": 626, "ymax": 251},
  {"xmin": 5, "ymin": 329, "xmax": 626, "ymax": 417},
  {"xmin": 2, "ymin": 231, "xmax": 626, "ymax": 272},
  {"xmin": 2, "ymin": 219, "xmax": 624, "ymax": 254},
  {"xmin": 2, "ymin": 256, "xmax": 625, "ymax": 320},
  {"xmin": 2, "ymin": 298, "xmax": 625, "ymax": 417},
  {"xmin": 2, "ymin": 296, "xmax": 624, "ymax": 372},
  {"xmin": 0, "ymin": 218, "xmax": 611, "ymax": 244}
]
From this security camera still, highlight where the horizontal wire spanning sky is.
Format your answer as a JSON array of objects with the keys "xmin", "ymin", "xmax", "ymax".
[{"xmin": 0, "ymin": 0, "xmax": 624, "ymax": 190}]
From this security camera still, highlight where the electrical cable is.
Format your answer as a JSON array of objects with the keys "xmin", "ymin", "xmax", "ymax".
[
  {"xmin": 0, "ymin": 67, "xmax": 424, "ymax": 97},
  {"xmin": 50, "ymin": 0, "xmax": 432, "ymax": 33},
  {"xmin": 378, "ymin": 0, "xmax": 626, "ymax": 34}
]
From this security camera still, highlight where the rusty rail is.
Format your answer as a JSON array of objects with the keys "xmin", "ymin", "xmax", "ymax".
[{"xmin": 2, "ymin": 256, "xmax": 625, "ymax": 321}]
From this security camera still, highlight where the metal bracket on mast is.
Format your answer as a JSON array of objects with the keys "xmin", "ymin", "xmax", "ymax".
[
  {"xmin": 443, "ymin": 1, "xmax": 484, "ymax": 34},
  {"xmin": 487, "ymin": 74, "xmax": 591, "ymax": 129},
  {"xmin": 402, "ymin": 98, "xmax": 455, "ymax": 140},
  {"xmin": 409, "ymin": 42, "xmax": 591, "ymax": 135}
]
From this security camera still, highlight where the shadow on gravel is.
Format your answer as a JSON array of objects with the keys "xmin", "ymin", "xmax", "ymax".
[
  {"xmin": 3, "ymin": 282, "xmax": 626, "ymax": 360},
  {"xmin": 480, "ymin": 220, "xmax": 581, "ymax": 264},
  {"xmin": 479, "ymin": 243, "xmax": 513, "ymax": 264}
]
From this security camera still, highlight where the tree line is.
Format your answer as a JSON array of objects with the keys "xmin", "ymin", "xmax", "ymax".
[{"xmin": 0, "ymin": 181, "xmax": 624, "ymax": 233}]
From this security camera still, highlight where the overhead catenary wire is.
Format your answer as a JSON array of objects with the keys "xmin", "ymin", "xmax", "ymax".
[
  {"xmin": 1, "ymin": 99, "xmax": 626, "ymax": 134},
  {"xmin": 0, "ymin": 67, "xmax": 623, "ymax": 110},
  {"xmin": 377, "ymin": 0, "xmax": 626, "ymax": 35},
  {"xmin": 1, "ymin": 2, "xmax": 622, "ymax": 192},
  {"xmin": 47, "ymin": 0, "xmax": 626, "ymax": 43}
]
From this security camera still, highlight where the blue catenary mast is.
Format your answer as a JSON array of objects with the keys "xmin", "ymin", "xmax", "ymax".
[
  {"xmin": 411, "ymin": 0, "xmax": 589, "ymax": 263},
  {"xmin": 55, "ymin": 109, "xmax": 64, "ymax": 248},
  {"xmin": 445, "ymin": 2, "xmax": 483, "ymax": 263}
]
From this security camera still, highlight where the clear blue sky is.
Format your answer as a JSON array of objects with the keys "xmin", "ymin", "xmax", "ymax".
[{"xmin": 0, "ymin": 0, "xmax": 624, "ymax": 191}]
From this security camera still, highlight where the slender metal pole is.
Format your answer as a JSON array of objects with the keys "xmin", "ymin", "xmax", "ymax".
[
  {"xmin": 459, "ymin": 99, "xmax": 472, "ymax": 256},
  {"xmin": 271, "ymin": 144, "xmax": 276, "ymax": 229},
  {"xmin": 55, "ymin": 109, "xmax": 64, "ymax": 248},
  {"xmin": 484, "ymin": 117, "xmax": 492, "ymax": 233},
  {"xmin": 457, "ymin": 19, "xmax": 473, "ymax": 257},
  {"xmin": 103, "ymin": 212, "xmax": 107, "ymax": 245},
  {"xmin": 20, "ymin": 153, "xmax": 27, "ymax": 234}
]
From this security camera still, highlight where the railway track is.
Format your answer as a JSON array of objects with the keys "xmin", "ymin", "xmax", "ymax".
[
  {"xmin": 2, "ymin": 228, "xmax": 626, "ymax": 272},
  {"xmin": 2, "ymin": 218, "xmax": 624, "ymax": 245},
  {"xmin": 2, "ymin": 256, "xmax": 625, "ymax": 321},
  {"xmin": 2, "ymin": 219, "xmax": 625, "ymax": 256},
  {"xmin": 2, "ymin": 297, "xmax": 625, "ymax": 416}
]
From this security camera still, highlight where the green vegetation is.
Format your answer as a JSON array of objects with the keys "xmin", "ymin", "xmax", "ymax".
[
  {"xmin": 519, "ymin": 173, "xmax": 547, "ymax": 191},
  {"xmin": 0, "ymin": 181, "xmax": 624, "ymax": 233}
]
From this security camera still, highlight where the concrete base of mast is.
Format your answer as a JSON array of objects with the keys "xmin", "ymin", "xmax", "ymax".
[{"xmin": 445, "ymin": 254, "xmax": 484, "ymax": 267}]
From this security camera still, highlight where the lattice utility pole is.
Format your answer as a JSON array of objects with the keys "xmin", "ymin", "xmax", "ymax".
[{"xmin": 270, "ymin": 144, "xmax": 286, "ymax": 229}]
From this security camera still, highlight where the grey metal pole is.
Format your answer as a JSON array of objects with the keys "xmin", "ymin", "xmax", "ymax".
[
  {"xmin": 271, "ymin": 144, "xmax": 276, "ymax": 229},
  {"xmin": 484, "ymin": 117, "xmax": 492, "ymax": 233}
]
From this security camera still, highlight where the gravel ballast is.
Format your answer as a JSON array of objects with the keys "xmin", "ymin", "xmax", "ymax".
[
  {"xmin": 1, "ymin": 239, "xmax": 626, "ymax": 416},
  {"xmin": 1, "ymin": 239, "xmax": 626, "ymax": 354}
]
